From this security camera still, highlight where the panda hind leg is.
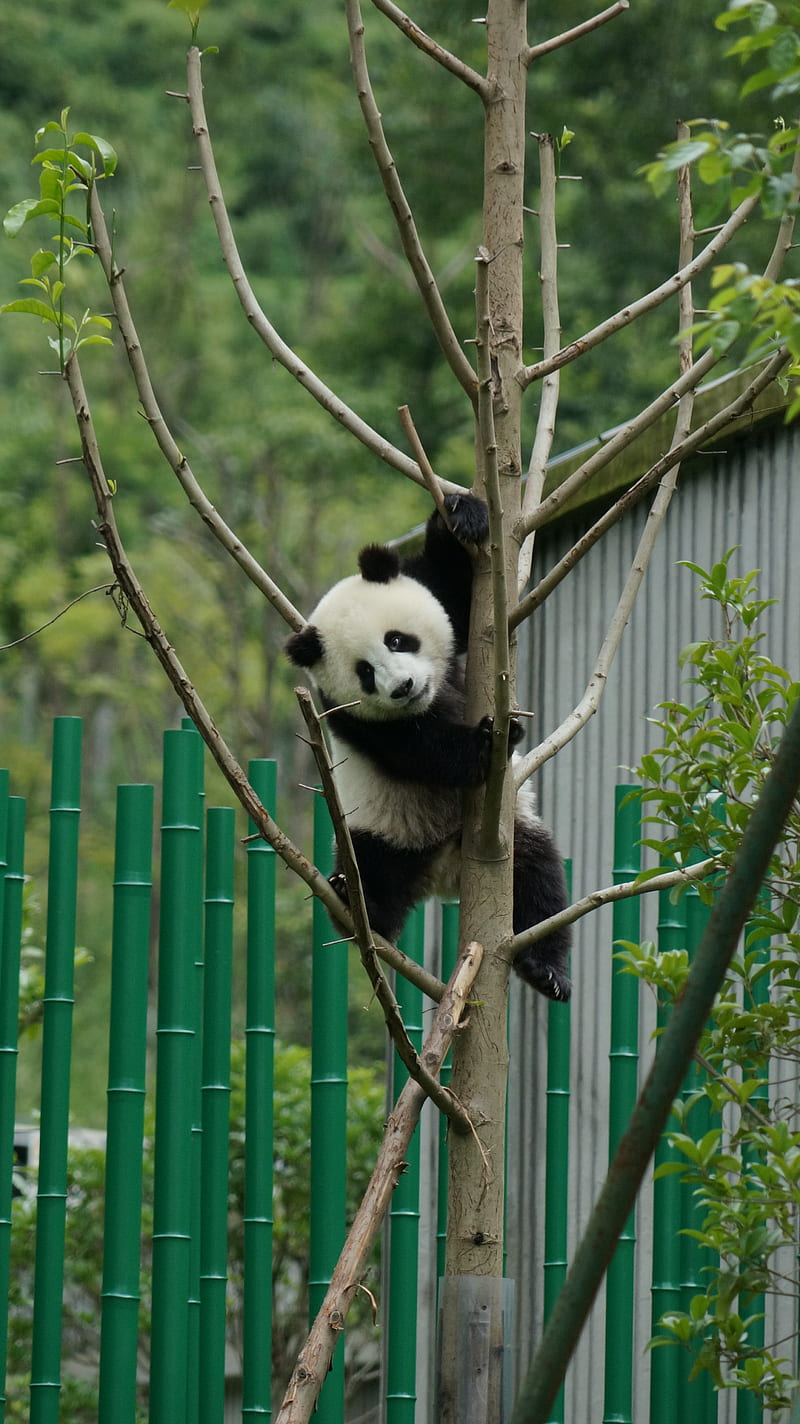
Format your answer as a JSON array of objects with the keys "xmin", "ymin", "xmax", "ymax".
[
  {"xmin": 330, "ymin": 831, "xmax": 433, "ymax": 944},
  {"xmin": 511, "ymin": 818, "xmax": 572, "ymax": 1003}
]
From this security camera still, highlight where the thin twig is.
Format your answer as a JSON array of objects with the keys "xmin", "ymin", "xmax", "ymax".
[
  {"xmin": 0, "ymin": 584, "xmax": 114, "ymax": 650},
  {"xmin": 184, "ymin": 48, "xmax": 464, "ymax": 494},
  {"xmin": 87, "ymin": 185, "xmax": 304, "ymax": 631},
  {"xmin": 398, "ymin": 406, "xmax": 450, "ymax": 523},
  {"xmin": 369, "ymin": 0, "xmax": 491, "ymax": 98},
  {"xmin": 345, "ymin": 0, "xmax": 479, "ymax": 402},
  {"xmin": 525, "ymin": 0, "xmax": 629, "ymax": 63},
  {"xmin": 295, "ymin": 686, "xmax": 470, "ymax": 1130},
  {"xmin": 505, "ymin": 856, "xmax": 720, "ymax": 958},
  {"xmin": 275, "ymin": 941, "xmax": 484, "ymax": 1424},
  {"xmin": 517, "ymin": 192, "xmax": 759, "ymax": 390},
  {"xmin": 517, "ymin": 133, "xmax": 561, "ymax": 594}
]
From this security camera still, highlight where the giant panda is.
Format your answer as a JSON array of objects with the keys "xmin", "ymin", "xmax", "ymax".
[{"xmin": 285, "ymin": 492, "xmax": 572, "ymax": 1002}]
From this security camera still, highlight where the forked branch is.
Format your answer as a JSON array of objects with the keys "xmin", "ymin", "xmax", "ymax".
[
  {"xmin": 517, "ymin": 191, "xmax": 759, "ymax": 389},
  {"xmin": 184, "ymin": 47, "xmax": 464, "ymax": 495},
  {"xmin": 514, "ymin": 141, "xmax": 697, "ymax": 788},
  {"xmin": 369, "ymin": 0, "xmax": 491, "ymax": 99}
]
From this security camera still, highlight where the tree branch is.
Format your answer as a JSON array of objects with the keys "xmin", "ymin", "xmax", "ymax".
[
  {"xmin": 369, "ymin": 0, "xmax": 491, "ymax": 98},
  {"xmin": 510, "ymin": 348, "xmax": 790, "ymax": 627},
  {"xmin": 345, "ymin": 0, "xmax": 479, "ymax": 401},
  {"xmin": 295, "ymin": 686, "xmax": 469, "ymax": 1131},
  {"xmin": 397, "ymin": 405, "xmax": 450, "ymax": 523},
  {"xmin": 63, "ymin": 348, "xmax": 446, "ymax": 1004},
  {"xmin": 517, "ymin": 191, "xmax": 759, "ymax": 390},
  {"xmin": 184, "ymin": 47, "xmax": 464, "ymax": 494},
  {"xmin": 524, "ymin": 1, "xmax": 630, "ymax": 64},
  {"xmin": 87, "ymin": 185, "xmax": 303, "ymax": 631},
  {"xmin": 275, "ymin": 940, "xmax": 484, "ymax": 1424},
  {"xmin": 505, "ymin": 856, "xmax": 720, "ymax": 959},
  {"xmin": 517, "ymin": 132, "xmax": 561, "ymax": 594},
  {"xmin": 513, "ymin": 139, "xmax": 697, "ymax": 787}
]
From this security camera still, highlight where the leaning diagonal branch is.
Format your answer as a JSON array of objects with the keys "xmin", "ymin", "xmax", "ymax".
[
  {"xmin": 87, "ymin": 185, "xmax": 303, "ymax": 630},
  {"xmin": 295, "ymin": 686, "xmax": 470, "ymax": 1131},
  {"xmin": 518, "ymin": 133, "xmax": 561, "ymax": 593},
  {"xmin": 511, "ymin": 348, "xmax": 790, "ymax": 627},
  {"xmin": 64, "ymin": 350, "xmax": 446, "ymax": 1004},
  {"xmin": 514, "ymin": 146, "xmax": 697, "ymax": 789},
  {"xmin": 184, "ymin": 47, "xmax": 463, "ymax": 494},
  {"xmin": 275, "ymin": 941, "xmax": 484, "ymax": 1424},
  {"xmin": 524, "ymin": 0, "xmax": 630, "ymax": 63},
  {"xmin": 345, "ymin": 0, "xmax": 479, "ymax": 401},
  {"xmin": 506, "ymin": 856, "xmax": 720, "ymax": 958},
  {"xmin": 369, "ymin": 0, "xmax": 491, "ymax": 98},
  {"xmin": 517, "ymin": 191, "xmax": 759, "ymax": 390}
]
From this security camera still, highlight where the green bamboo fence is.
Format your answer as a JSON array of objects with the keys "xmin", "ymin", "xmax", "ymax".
[
  {"xmin": 98, "ymin": 783, "xmax": 154, "ymax": 1423},
  {"xmin": 0, "ymin": 789, "xmax": 24, "ymax": 1424},
  {"xmin": 603, "ymin": 788, "xmax": 641, "ymax": 1424},
  {"xmin": 30, "ymin": 717, "xmax": 82, "ymax": 1424},
  {"xmin": 242, "ymin": 758, "xmax": 277, "ymax": 1421},
  {"xmin": 543, "ymin": 862, "xmax": 572, "ymax": 1424},
  {"xmin": 385, "ymin": 907, "xmax": 425, "ymax": 1423},
  {"xmin": 309, "ymin": 793, "xmax": 348, "ymax": 1422}
]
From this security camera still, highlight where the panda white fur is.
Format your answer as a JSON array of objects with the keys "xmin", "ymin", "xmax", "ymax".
[{"xmin": 285, "ymin": 492, "xmax": 571, "ymax": 1002}]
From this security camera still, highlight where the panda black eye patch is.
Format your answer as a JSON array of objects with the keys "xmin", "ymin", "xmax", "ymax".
[
  {"xmin": 384, "ymin": 631, "xmax": 420, "ymax": 654},
  {"xmin": 355, "ymin": 660, "xmax": 376, "ymax": 694}
]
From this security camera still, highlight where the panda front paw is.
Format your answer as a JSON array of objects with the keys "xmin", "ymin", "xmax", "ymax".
[
  {"xmin": 329, "ymin": 871, "xmax": 350, "ymax": 908},
  {"xmin": 443, "ymin": 493, "xmax": 489, "ymax": 546}
]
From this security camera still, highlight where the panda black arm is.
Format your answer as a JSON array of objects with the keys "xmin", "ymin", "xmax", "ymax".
[
  {"xmin": 327, "ymin": 704, "xmax": 522, "ymax": 787},
  {"xmin": 327, "ymin": 705, "xmax": 495, "ymax": 787},
  {"xmin": 402, "ymin": 494, "xmax": 488, "ymax": 654}
]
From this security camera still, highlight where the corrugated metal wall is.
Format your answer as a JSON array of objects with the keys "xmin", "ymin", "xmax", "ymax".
[{"xmin": 507, "ymin": 416, "xmax": 800, "ymax": 1421}]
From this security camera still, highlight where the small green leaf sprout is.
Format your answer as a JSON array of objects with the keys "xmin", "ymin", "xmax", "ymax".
[{"xmin": 1, "ymin": 109, "xmax": 117, "ymax": 373}]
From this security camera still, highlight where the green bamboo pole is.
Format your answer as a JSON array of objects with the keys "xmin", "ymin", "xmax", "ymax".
[
  {"xmin": 0, "ymin": 789, "xmax": 24, "ymax": 1424},
  {"xmin": 150, "ymin": 726, "xmax": 204, "ymax": 1424},
  {"xmin": 649, "ymin": 874, "xmax": 686, "ymax": 1424},
  {"xmin": 183, "ymin": 720, "xmax": 206, "ymax": 1424},
  {"xmin": 386, "ymin": 906, "xmax": 424, "ymax": 1424},
  {"xmin": 736, "ymin": 899, "xmax": 770, "ymax": 1424},
  {"xmin": 310, "ymin": 794, "xmax": 347, "ymax": 1422},
  {"xmin": 242, "ymin": 758, "xmax": 277, "ymax": 1422},
  {"xmin": 603, "ymin": 793, "xmax": 640, "ymax": 1424},
  {"xmin": 30, "ymin": 716, "xmax": 82, "ymax": 1424},
  {"xmin": 510, "ymin": 693, "xmax": 800, "ymax": 1424},
  {"xmin": 198, "ymin": 806, "xmax": 235, "ymax": 1424},
  {"xmin": 679, "ymin": 863, "xmax": 716, "ymax": 1420},
  {"xmin": 436, "ymin": 901, "xmax": 460, "ymax": 1283},
  {"xmin": 543, "ymin": 863, "xmax": 572, "ymax": 1424},
  {"xmin": 99, "ymin": 783, "xmax": 154, "ymax": 1424}
]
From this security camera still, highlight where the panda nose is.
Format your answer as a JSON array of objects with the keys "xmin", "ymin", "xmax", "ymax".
[{"xmin": 391, "ymin": 678, "xmax": 414, "ymax": 700}]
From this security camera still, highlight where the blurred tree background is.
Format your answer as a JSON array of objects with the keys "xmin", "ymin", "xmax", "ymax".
[{"xmin": 0, "ymin": 0, "xmax": 773, "ymax": 1121}]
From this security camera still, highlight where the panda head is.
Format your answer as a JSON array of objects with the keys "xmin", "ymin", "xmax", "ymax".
[{"xmin": 285, "ymin": 544, "xmax": 454, "ymax": 720}]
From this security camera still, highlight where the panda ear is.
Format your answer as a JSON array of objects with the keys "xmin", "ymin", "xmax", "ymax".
[
  {"xmin": 285, "ymin": 624, "xmax": 324, "ymax": 668},
  {"xmin": 359, "ymin": 544, "xmax": 401, "ymax": 583}
]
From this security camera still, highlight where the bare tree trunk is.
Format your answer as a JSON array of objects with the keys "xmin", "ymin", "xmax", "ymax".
[{"xmin": 440, "ymin": 3, "xmax": 528, "ymax": 1417}]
